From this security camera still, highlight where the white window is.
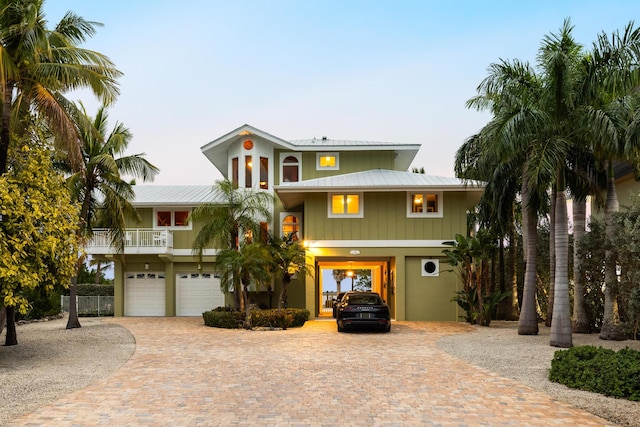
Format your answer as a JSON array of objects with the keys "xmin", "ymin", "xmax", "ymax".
[
  {"xmin": 280, "ymin": 152, "xmax": 301, "ymax": 183},
  {"xmin": 316, "ymin": 152, "xmax": 339, "ymax": 170},
  {"xmin": 154, "ymin": 208, "xmax": 193, "ymax": 229},
  {"xmin": 328, "ymin": 193, "xmax": 363, "ymax": 218},
  {"xmin": 406, "ymin": 192, "xmax": 443, "ymax": 218}
]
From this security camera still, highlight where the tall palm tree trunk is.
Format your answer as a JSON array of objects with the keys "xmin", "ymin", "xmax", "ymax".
[
  {"xmin": 506, "ymin": 224, "xmax": 520, "ymax": 320},
  {"xmin": 550, "ymin": 189, "xmax": 572, "ymax": 347},
  {"xmin": 519, "ymin": 181, "xmax": 539, "ymax": 335},
  {"xmin": 1, "ymin": 83, "xmax": 18, "ymax": 345},
  {"xmin": 572, "ymin": 198, "xmax": 590, "ymax": 333},
  {"xmin": 546, "ymin": 189, "xmax": 556, "ymax": 327},
  {"xmin": 600, "ymin": 164, "xmax": 624, "ymax": 340},
  {"xmin": 277, "ymin": 273, "xmax": 291, "ymax": 310}
]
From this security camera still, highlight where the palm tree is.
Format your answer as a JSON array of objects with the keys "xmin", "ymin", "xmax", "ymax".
[
  {"xmin": 455, "ymin": 134, "xmax": 521, "ymax": 320},
  {"xmin": 464, "ymin": 58, "xmax": 546, "ymax": 335},
  {"xmin": 191, "ymin": 179, "xmax": 273, "ymax": 310},
  {"xmin": 0, "ymin": 0, "xmax": 121, "ymax": 175},
  {"xmin": 332, "ymin": 270, "xmax": 346, "ymax": 294},
  {"xmin": 216, "ymin": 242, "xmax": 272, "ymax": 328},
  {"xmin": 0, "ymin": 1, "xmax": 120, "ymax": 332},
  {"xmin": 580, "ymin": 23, "xmax": 640, "ymax": 339},
  {"xmin": 57, "ymin": 104, "xmax": 158, "ymax": 329},
  {"xmin": 267, "ymin": 233, "xmax": 312, "ymax": 310}
]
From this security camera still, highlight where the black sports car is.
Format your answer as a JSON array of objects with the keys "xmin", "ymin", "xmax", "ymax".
[{"xmin": 336, "ymin": 292, "xmax": 391, "ymax": 332}]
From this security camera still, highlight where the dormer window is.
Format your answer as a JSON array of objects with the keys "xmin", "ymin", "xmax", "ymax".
[{"xmin": 317, "ymin": 152, "xmax": 339, "ymax": 170}]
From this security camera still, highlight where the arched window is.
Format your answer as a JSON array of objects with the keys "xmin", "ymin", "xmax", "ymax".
[
  {"xmin": 282, "ymin": 214, "xmax": 300, "ymax": 239},
  {"xmin": 282, "ymin": 155, "xmax": 299, "ymax": 183}
]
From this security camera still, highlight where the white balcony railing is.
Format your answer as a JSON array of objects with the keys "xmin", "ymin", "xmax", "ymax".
[{"xmin": 87, "ymin": 229, "xmax": 173, "ymax": 255}]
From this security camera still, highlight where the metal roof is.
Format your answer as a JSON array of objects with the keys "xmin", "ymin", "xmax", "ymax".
[
  {"xmin": 200, "ymin": 124, "xmax": 420, "ymax": 175},
  {"xmin": 274, "ymin": 169, "xmax": 483, "ymax": 209},
  {"xmin": 275, "ymin": 169, "xmax": 483, "ymax": 191},
  {"xmin": 289, "ymin": 138, "xmax": 417, "ymax": 149},
  {"xmin": 132, "ymin": 185, "xmax": 220, "ymax": 207}
]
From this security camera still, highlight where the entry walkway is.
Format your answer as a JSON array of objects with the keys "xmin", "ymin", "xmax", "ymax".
[{"xmin": 8, "ymin": 318, "xmax": 613, "ymax": 426}]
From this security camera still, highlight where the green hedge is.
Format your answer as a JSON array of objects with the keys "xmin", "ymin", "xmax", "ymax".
[
  {"xmin": 549, "ymin": 346, "xmax": 640, "ymax": 401},
  {"xmin": 63, "ymin": 284, "xmax": 114, "ymax": 296},
  {"xmin": 202, "ymin": 308, "xmax": 310, "ymax": 329}
]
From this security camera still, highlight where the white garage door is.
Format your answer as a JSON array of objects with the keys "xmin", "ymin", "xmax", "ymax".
[
  {"xmin": 125, "ymin": 272, "xmax": 166, "ymax": 316},
  {"xmin": 176, "ymin": 272, "xmax": 224, "ymax": 316}
]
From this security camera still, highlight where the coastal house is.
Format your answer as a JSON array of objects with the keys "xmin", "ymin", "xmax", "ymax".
[{"xmin": 87, "ymin": 124, "xmax": 483, "ymax": 320}]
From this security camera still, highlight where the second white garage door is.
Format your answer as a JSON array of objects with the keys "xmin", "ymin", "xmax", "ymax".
[{"xmin": 176, "ymin": 272, "xmax": 224, "ymax": 316}]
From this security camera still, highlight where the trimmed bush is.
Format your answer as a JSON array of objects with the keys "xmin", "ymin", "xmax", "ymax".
[
  {"xmin": 202, "ymin": 310, "xmax": 244, "ymax": 329},
  {"xmin": 284, "ymin": 308, "xmax": 310, "ymax": 327},
  {"xmin": 63, "ymin": 284, "xmax": 114, "ymax": 296},
  {"xmin": 549, "ymin": 345, "xmax": 640, "ymax": 401},
  {"xmin": 202, "ymin": 307, "xmax": 310, "ymax": 329}
]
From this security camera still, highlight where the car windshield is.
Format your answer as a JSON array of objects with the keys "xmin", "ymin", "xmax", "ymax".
[{"xmin": 347, "ymin": 295, "xmax": 381, "ymax": 305}]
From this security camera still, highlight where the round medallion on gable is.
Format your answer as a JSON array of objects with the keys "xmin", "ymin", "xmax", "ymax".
[{"xmin": 243, "ymin": 140, "xmax": 254, "ymax": 150}]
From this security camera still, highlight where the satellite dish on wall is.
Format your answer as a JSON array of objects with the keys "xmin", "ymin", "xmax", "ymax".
[{"xmin": 421, "ymin": 259, "xmax": 439, "ymax": 277}]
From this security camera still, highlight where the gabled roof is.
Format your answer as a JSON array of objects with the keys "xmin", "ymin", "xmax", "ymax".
[
  {"xmin": 200, "ymin": 124, "xmax": 420, "ymax": 174},
  {"xmin": 200, "ymin": 124, "xmax": 296, "ymax": 176},
  {"xmin": 274, "ymin": 169, "xmax": 484, "ymax": 208},
  {"xmin": 132, "ymin": 185, "xmax": 219, "ymax": 207}
]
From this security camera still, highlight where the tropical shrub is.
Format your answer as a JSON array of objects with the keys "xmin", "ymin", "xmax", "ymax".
[
  {"xmin": 549, "ymin": 346, "xmax": 640, "ymax": 400},
  {"xmin": 18, "ymin": 286, "xmax": 63, "ymax": 320},
  {"xmin": 251, "ymin": 310, "xmax": 294, "ymax": 329},
  {"xmin": 202, "ymin": 309, "xmax": 245, "ymax": 329},
  {"xmin": 444, "ymin": 231, "xmax": 503, "ymax": 326},
  {"xmin": 203, "ymin": 307, "xmax": 309, "ymax": 329}
]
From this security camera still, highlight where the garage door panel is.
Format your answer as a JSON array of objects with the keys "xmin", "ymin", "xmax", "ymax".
[
  {"xmin": 125, "ymin": 272, "xmax": 165, "ymax": 316},
  {"xmin": 176, "ymin": 272, "xmax": 224, "ymax": 316}
]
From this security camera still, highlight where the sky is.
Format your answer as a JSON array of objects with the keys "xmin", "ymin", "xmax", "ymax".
[{"xmin": 45, "ymin": 0, "xmax": 639, "ymax": 185}]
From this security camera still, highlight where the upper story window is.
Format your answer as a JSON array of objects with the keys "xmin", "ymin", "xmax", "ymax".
[
  {"xmin": 317, "ymin": 152, "xmax": 339, "ymax": 170},
  {"xmin": 260, "ymin": 157, "xmax": 268, "ymax": 189},
  {"xmin": 155, "ymin": 209, "xmax": 193, "ymax": 229},
  {"xmin": 280, "ymin": 153, "xmax": 301, "ymax": 183},
  {"xmin": 407, "ymin": 192, "xmax": 443, "ymax": 218},
  {"xmin": 329, "ymin": 193, "xmax": 363, "ymax": 218},
  {"xmin": 231, "ymin": 157, "xmax": 239, "ymax": 188},
  {"xmin": 245, "ymin": 155, "xmax": 252, "ymax": 188}
]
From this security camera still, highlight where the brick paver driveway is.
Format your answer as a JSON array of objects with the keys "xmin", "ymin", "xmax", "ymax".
[{"xmin": 9, "ymin": 318, "xmax": 612, "ymax": 426}]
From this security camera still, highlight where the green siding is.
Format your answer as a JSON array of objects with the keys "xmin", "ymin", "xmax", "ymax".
[
  {"xmin": 274, "ymin": 149, "xmax": 397, "ymax": 183},
  {"xmin": 305, "ymin": 191, "xmax": 469, "ymax": 241},
  {"xmin": 301, "ymin": 151, "xmax": 396, "ymax": 179},
  {"xmin": 404, "ymin": 257, "xmax": 460, "ymax": 321}
]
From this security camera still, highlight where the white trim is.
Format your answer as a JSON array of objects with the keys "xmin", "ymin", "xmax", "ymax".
[
  {"xmin": 173, "ymin": 249, "xmax": 219, "ymax": 256},
  {"xmin": 305, "ymin": 239, "xmax": 454, "ymax": 248},
  {"xmin": 328, "ymin": 192, "xmax": 364, "ymax": 218},
  {"xmin": 153, "ymin": 207, "xmax": 194, "ymax": 230},
  {"xmin": 279, "ymin": 152, "xmax": 302, "ymax": 184},
  {"xmin": 316, "ymin": 152, "xmax": 339, "ymax": 170},
  {"xmin": 406, "ymin": 191, "xmax": 443, "ymax": 218}
]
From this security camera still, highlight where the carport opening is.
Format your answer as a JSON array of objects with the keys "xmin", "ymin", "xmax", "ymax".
[{"xmin": 317, "ymin": 260, "xmax": 390, "ymax": 317}]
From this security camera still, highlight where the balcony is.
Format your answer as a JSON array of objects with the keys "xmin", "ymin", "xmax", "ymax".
[{"xmin": 87, "ymin": 229, "xmax": 173, "ymax": 255}]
